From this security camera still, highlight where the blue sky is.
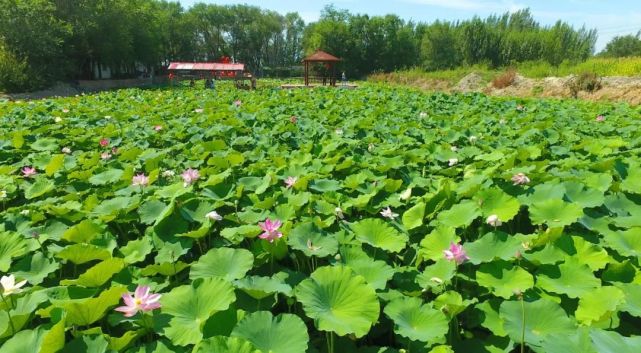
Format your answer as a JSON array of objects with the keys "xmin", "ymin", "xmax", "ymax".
[{"xmin": 177, "ymin": 0, "xmax": 641, "ymax": 52}]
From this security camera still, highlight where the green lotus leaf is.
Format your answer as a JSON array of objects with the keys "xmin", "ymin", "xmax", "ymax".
[
  {"xmin": 295, "ymin": 265, "xmax": 380, "ymax": 337},
  {"xmin": 475, "ymin": 188, "xmax": 521, "ymax": 222},
  {"xmin": 55, "ymin": 243, "xmax": 111, "ymax": 265},
  {"xmin": 138, "ymin": 200, "xmax": 169, "ymax": 225},
  {"xmin": 119, "ymin": 236, "xmax": 154, "ymax": 264},
  {"xmin": 0, "ymin": 231, "xmax": 29, "ymax": 271},
  {"xmin": 231, "ymin": 311, "xmax": 308, "ymax": 353},
  {"xmin": 31, "ymin": 138, "xmax": 58, "ymax": 151},
  {"xmin": 12, "ymin": 252, "xmax": 59, "ymax": 286},
  {"xmin": 194, "ymin": 336, "xmax": 261, "ymax": 353},
  {"xmin": 160, "ymin": 277, "xmax": 236, "ymax": 346},
  {"xmin": 499, "ymin": 299, "xmax": 576, "ymax": 346},
  {"xmin": 1, "ymin": 291, "xmax": 50, "ymax": 338},
  {"xmin": 383, "ymin": 296, "xmax": 449, "ymax": 343},
  {"xmin": 616, "ymin": 283, "xmax": 641, "ymax": 318},
  {"xmin": 0, "ymin": 327, "xmax": 52, "ymax": 353},
  {"xmin": 563, "ymin": 181, "xmax": 605, "ymax": 208},
  {"xmin": 45, "ymin": 154, "xmax": 65, "ymax": 176},
  {"xmin": 61, "ymin": 335, "xmax": 110, "ymax": 353},
  {"xmin": 53, "ymin": 286, "xmax": 127, "ymax": 326},
  {"xmin": 589, "ymin": 329, "xmax": 641, "ymax": 353},
  {"xmin": 402, "ymin": 202, "xmax": 425, "ymax": 230},
  {"xmin": 234, "ymin": 275, "xmax": 292, "ymax": 299},
  {"xmin": 465, "ymin": 231, "xmax": 530, "ymax": 264},
  {"xmin": 575, "ymin": 286, "xmax": 625, "ymax": 325},
  {"xmin": 539, "ymin": 328, "xmax": 597, "ymax": 353},
  {"xmin": 474, "ymin": 300, "xmax": 507, "ymax": 337},
  {"xmin": 309, "ymin": 179, "xmax": 342, "ymax": 192},
  {"xmin": 288, "ymin": 222, "xmax": 338, "ymax": 258},
  {"xmin": 537, "ymin": 259, "xmax": 600, "ymax": 298},
  {"xmin": 60, "ymin": 257, "xmax": 125, "ymax": 287},
  {"xmin": 340, "ymin": 246, "xmax": 395, "ymax": 290},
  {"xmin": 92, "ymin": 196, "xmax": 139, "ymax": 221},
  {"xmin": 190, "ymin": 247, "xmax": 254, "ymax": 281},
  {"xmin": 24, "ymin": 178, "xmax": 55, "ymax": 199},
  {"xmin": 435, "ymin": 200, "xmax": 480, "ymax": 228},
  {"xmin": 416, "ymin": 259, "xmax": 456, "ymax": 290},
  {"xmin": 620, "ymin": 164, "xmax": 641, "ymax": 194},
  {"xmin": 601, "ymin": 227, "xmax": 641, "ymax": 258},
  {"xmin": 528, "ymin": 199, "xmax": 583, "ymax": 227},
  {"xmin": 519, "ymin": 183, "xmax": 566, "ymax": 206},
  {"xmin": 351, "ymin": 218, "xmax": 408, "ymax": 253},
  {"xmin": 88, "ymin": 168, "xmax": 124, "ymax": 185},
  {"xmin": 62, "ymin": 220, "xmax": 104, "ymax": 243},
  {"xmin": 476, "ymin": 261, "xmax": 534, "ymax": 299},
  {"xmin": 419, "ymin": 227, "xmax": 458, "ymax": 263},
  {"xmin": 433, "ymin": 291, "xmax": 475, "ymax": 318},
  {"xmin": 557, "ymin": 236, "xmax": 610, "ymax": 271}
]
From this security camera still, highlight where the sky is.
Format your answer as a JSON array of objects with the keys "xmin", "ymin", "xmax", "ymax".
[{"xmin": 177, "ymin": 0, "xmax": 641, "ymax": 52}]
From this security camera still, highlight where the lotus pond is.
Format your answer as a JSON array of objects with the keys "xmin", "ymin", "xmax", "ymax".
[{"xmin": 1, "ymin": 83, "xmax": 641, "ymax": 353}]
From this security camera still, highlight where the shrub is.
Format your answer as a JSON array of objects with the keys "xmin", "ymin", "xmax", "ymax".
[
  {"xmin": 0, "ymin": 45, "xmax": 31, "ymax": 93},
  {"xmin": 566, "ymin": 71, "xmax": 602, "ymax": 98},
  {"xmin": 491, "ymin": 68, "xmax": 517, "ymax": 89}
]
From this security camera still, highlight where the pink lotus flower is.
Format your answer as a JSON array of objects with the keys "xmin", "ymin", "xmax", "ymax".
[
  {"xmin": 380, "ymin": 207, "xmax": 399, "ymax": 220},
  {"xmin": 258, "ymin": 218, "xmax": 283, "ymax": 243},
  {"xmin": 62, "ymin": 108, "xmax": 70, "ymax": 113},
  {"xmin": 22, "ymin": 167, "xmax": 37, "ymax": 177},
  {"xmin": 99, "ymin": 138, "xmax": 109, "ymax": 147},
  {"xmin": 111, "ymin": 147, "xmax": 119, "ymax": 155},
  {"xmin": 234, "ymin": 100, "xmax": 241, "ymax": 107},
  {"xmin": 115, "ymin": 285, "xmax": 162, "ymax": 318},
  {"xmin": 290, "ymin": 115, "xmax": 297, "ymax": 124},
  {"xmin": 511, "ymin": 173, "xmax": 530, "ymax": 185},
  {"xmin": 100, "ymin": 152, "xmax": 112, "ymax": 160},
  {"xmin": 181, "ymin": 168, "xmax": 200, "ymax": 187},
  {"xmin": 596, "ymin": 115, "xmax": 605, "ymax": 122},
  {"xmin": 153, "ymin": 125, "xmax": 162, "ymax": 131},
  {"xmin": 284, "ymin": 176, "xmax": 297, "ymax": 188},
  {"xmin": 444, "ymin": 242, "xmax": 469, "ymax": 265},
  {"xmin": 132, "ymin": 173, "xmax": 149, "ymax": 187}
]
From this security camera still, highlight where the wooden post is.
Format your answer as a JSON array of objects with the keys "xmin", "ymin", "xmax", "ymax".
[{"xmin": 304, "ymin": 61, "xmax": 308, "ymax": 86}]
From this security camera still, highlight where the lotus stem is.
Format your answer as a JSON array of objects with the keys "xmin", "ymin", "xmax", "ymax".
[
  {"xmin": 520, "ymin": 294, "xmax": 526, "ymax": 353},
  {"xmin": 0, "ymin": 293, "xmax": 16, "ymax": 335}
]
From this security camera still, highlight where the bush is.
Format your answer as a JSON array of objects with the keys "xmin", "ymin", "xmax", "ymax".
[
  {"xmin": 566, "ymin": 71, "xmax": 602, "ymax": 98},
  {"xmin": 491, "ymin": 68, "xmax": 517, "ymax": 88},
  {"xmin": 0, "ymin": 45, "xmax": 32, "ymax": 93}
]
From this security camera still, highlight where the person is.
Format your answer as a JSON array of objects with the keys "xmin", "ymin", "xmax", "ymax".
[
  {"xmin": 204, "ymin": 78, "xmax": 211, "ymax": 89},
  {"xmin": 211, "ymin": 78, "xmax": 216, "ymax": 90},
  {"xmin": 341, "ymin": 71, "xmax": 347, "ymax": 86},
  {"xmin": 189, "ymin": 78, "xmax": 195, "ymax": 87}
]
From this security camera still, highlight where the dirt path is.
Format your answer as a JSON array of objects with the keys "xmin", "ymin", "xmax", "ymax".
[{"xmin": 372, "ymin": 73, "xmax": 641, "ymax": 106}]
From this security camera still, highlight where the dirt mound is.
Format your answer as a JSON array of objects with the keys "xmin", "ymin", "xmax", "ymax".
[
  {"xmin": 456, "ymin": 73, "xmax": 485, "ymax": 91},
  {"xmin": 3, "ymin": 82, "xmax": 81, "ymax": 101}
]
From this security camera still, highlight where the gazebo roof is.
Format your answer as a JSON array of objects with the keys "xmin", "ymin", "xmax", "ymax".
[{"xmin": 303, "ymin": 50, "xmax": 341, "ymax": 62}]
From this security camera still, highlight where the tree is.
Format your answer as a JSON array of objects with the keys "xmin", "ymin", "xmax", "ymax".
[{"xmin": 601, "ymin": 33, "xmax": 641, "ymax": 57}]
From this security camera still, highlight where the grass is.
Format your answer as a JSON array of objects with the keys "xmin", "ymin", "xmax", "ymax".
[{"xmin": 370, "ymin": 56, "xmax": 641, "ymax": 85}]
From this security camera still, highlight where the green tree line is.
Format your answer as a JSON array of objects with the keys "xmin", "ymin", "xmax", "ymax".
[{"xmin": 0, "ymin": 1, "xmax": 614, "ymax": 92}]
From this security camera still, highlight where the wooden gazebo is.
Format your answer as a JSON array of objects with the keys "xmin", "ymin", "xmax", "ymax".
[{"xmin": 303, "ymin": 50, "xmax": 341, "ymax": 86}]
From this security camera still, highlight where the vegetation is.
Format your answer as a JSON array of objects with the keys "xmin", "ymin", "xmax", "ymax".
[
  {"xmin": 2, "ymin": 83, "xmax": 641, "ymax": 352},
  {"xmin": 600, "ymin": 32, "xmax": 641, "ymax": 58},
  {"xmin": 0, "ymin": 1, "xmax": 609, "ymax": 93},
  {"xmin": 370, "ymin": 56, "xmax": 641, "ymax": 87}
]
